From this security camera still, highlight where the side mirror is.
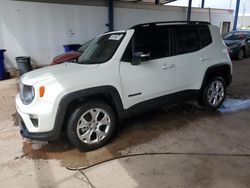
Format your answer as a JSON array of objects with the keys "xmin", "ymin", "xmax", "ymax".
[
  {"xmin": 131, "ymin": 52, "xmax": 150, "ymax": 65},
  {"xmin": 247, "ymin": 37, "xmax": 250, "ymax": 42}
]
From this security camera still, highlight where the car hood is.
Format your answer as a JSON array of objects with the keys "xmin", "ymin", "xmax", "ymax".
[
  {"xmin": 21, "ymin": 63, "xmax": 99, "ymax": 86},
  {"xmin": 224, "ymin": 40, "xmax": 242, "ymax": 47}
]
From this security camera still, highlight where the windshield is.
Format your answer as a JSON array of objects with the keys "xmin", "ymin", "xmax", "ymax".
[
  {"xmin": 223, "ymin": 32, "xmax": 248, "ymax": 40},
  {"xmin": 78, "ymin": 33, "xmax": 125, "ymax": 64},
  {"xmin": 78, "ymin": 39, "xmax": 93, "ymax": 53}
]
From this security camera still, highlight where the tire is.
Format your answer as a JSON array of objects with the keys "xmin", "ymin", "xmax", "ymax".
[
  {"xmin": 237, "ymin": 49, "xmax": 244, "ymax": 60},
  {"xmin": 67, "ymin": 100, "xmax": 116, "ymax": 151},
  {"xmin": 197, "ymin": 77, "xmax": 226, "ymax": 110}
]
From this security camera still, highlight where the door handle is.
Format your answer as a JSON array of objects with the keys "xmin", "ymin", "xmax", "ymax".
[
  {"xmin": 200, "ymin": 57, "xmax": 211, "ymax": 61},
  {"xmin": 162, "ymin": 64, "xmax": 175, "ymax": 70}
]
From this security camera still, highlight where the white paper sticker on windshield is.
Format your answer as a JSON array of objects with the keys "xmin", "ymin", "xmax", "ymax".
[{"xmin": 109, "ymin": 34, "xmax": 123, "ymax": 41}]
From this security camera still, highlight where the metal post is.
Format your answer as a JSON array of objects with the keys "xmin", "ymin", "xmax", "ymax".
[
  {"xmin": 155, "ymin": 0, "xmax": 160, "ymax": 5},
  {"xmin": 233, "ymin": 0, "xmax": 240, "ymax": 31},
  {"xmin": 187, "ymin": 0, "xmax": 192, "ymax": 21},
  {"xmin": 201, "ymin": 0, "xmax": 205, "ymax": 8},
  {"xmin": 108, "ymin": 0, "xmax": 114, "ymax": 31}
]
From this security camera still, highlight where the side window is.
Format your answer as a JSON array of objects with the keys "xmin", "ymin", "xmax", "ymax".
[
  {"xmin": 199, "ymin": 25, "xmax": 212, "ymax": 48},
  {"xmin": 175, "ymin": 26, "xmax": 200, "ymax": 55},
  {"xmin": 121, "ymin": 40, "xmax": 132, "ymax": 62},
  {"xmin": 150, "ymin": 29, "xmax": 170, "ymax": 59},
  {"xmin": 134, "ymin": 30, "xmax": 151, "ymax": 55},
  {"xmin": 133, "ymin": 28, "xmax": 170, "ymax": 60}
]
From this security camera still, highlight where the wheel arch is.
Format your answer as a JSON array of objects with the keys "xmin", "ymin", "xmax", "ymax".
[
  {"xmin": 201, "ymin": 63, "xmax": 232, "ymax": 91},
  {"xmin": 54, "ymin": 86, "xmax": 124, "ymax": 134}
]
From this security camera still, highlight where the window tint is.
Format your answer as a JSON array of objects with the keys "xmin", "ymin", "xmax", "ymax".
[
  {"xmin": 175, "ymin": 26, "xmax": 200, "ymax": 55},
  {"xmin": 121, "ymin": 40, "xmax": 132, "ymax": 62},
  {"xmin": 199, "ymin": 25, "xmax": 212, "ymax": 48},
  {"xmin": 121, "ymin": 24, "xmax": 211, "ymax": 61},
  {"xmin": 133, "ymin": 28, "xmax": 170, "ymax": 60},
  {"xmin": 150, "ymin": 29, "xmax": 170, "ymax": 59},
  {"xmin": 133, "ymin": 30, "xmax": 150, "ymax": 54}
]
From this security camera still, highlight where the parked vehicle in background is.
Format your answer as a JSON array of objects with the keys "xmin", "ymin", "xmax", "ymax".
[
  {"xmin": 16, "ymin": 21, "xmax": 232, "ymax": 151},
  {"xmin": 51, "ymin": 51, "xmax": 81, "ymax": 65},
  {"xmin": 223, "ymin": 30, "xmax": 250, "ymax": 60},
  {"xmin": 51, "ymin": 40, "xmax": 92, "ymax": 65}
]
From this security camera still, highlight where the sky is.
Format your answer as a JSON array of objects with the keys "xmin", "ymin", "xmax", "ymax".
[{"xmin": 166, "ymin": 0, "xmax": 250, "ymax": 15}]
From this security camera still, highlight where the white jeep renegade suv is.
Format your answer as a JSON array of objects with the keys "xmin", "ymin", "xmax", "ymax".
[{"xmin": 16, "ymin": 21, "xmax": 232, "ymax": 151}]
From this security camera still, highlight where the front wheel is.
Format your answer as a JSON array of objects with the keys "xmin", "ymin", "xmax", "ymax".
[
  {"xmin": 67, "ymin": 101, "xmax": 116, "ymax": 151},
  {"xmin": 197, "ymin": 77, "xmax": 226, "ymax": 110}
]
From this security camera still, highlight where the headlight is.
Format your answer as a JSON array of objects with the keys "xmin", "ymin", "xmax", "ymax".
[
  {"xmin": 20, "ymin": 82, "xmax": 35, "ymax": 105},
  {"xmin": 229, "ymin": 44, "xmax": 239, "ymax": 49}
]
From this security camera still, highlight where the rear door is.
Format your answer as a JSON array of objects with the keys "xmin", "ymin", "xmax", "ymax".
[{"xmin": 171, "ymin": 25, "xmax": 211, "ymax": 91}]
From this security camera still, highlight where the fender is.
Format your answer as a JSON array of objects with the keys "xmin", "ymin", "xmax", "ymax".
[
  {"xmin": 201, "ymin": 63, "xmax": 232, "ymax": 90},
  {"xmin": 52, "ymin": 86, "xmax": 125, "ymax": 138}
]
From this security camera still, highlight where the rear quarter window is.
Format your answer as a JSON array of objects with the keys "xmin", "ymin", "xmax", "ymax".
[
  {"xmin": 174, "ymin": 25, "xmax": 200, "ymax": 55},
  {"xmin": 199, "ymin": 25, "xmax": 212, "ymax": 48}
]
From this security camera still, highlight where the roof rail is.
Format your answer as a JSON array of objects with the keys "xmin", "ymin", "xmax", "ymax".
[{"xmin": 131, "ymin": 21, "xmax": 210, "ymax": 29}]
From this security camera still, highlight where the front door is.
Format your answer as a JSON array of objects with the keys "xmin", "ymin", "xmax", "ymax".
[{"xmin": 120, "ymin": 27, "xmax": 177, "ymax": 109}]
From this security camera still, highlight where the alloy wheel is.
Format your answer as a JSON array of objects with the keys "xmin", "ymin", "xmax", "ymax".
[
  {"xmin": 207, "ymin": 80, "xmax": 225, "ymax": 106},
  {"xmin": 76, "ymin": 108, "xmax": 111, "ymax": 144}
]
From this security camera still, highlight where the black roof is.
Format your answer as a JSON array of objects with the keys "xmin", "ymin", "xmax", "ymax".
[{"xmin": 131, "ymin": 21, "xmax": 210, "ymax": 30}]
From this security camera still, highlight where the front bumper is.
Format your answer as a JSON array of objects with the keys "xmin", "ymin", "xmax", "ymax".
[
  {"xmin": 16, "ymin": 94, "xmax": 60, "ymax": 141},
  {"xmin": 19, "ymin": 114, "xmax": 59, "ymax": 141}
]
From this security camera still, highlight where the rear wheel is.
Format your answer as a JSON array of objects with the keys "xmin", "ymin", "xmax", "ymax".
[
  {"xmin": 197, "ymin": 77, "xmax": 226, "ymax": 110},
  {"xmin": 67, "ymin": 101, "xmax": 116, "ymax": 151},
  {"xmin": 237, "ymin": 49, "xmax": 244, "ymax": 60}
]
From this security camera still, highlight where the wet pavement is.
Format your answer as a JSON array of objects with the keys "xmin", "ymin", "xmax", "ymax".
[
  {"xmin": 21, "ymin": 103, "xmax": 220, "ymax": 167},
  {"xmin": 21, "ymin": 99, "xmax": 250, "ymax": 168},
  {"xmin": 1, "ymin": 58, "xmax": 250, "ymax": 187}
]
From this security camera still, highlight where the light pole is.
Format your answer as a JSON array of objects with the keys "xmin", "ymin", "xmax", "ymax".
[{"xmin": 233, "ymin": 0, "xmax": 240, "ymax": 31}]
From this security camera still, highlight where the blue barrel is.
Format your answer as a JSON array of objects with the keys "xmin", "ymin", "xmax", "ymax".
[
  {"xmin": 63, "ymin": 44, "xmax": 81, "ymax": 52},
  {"xmin": 0, "ymin": 49, "xmax": 6, "ymax": 80}
]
